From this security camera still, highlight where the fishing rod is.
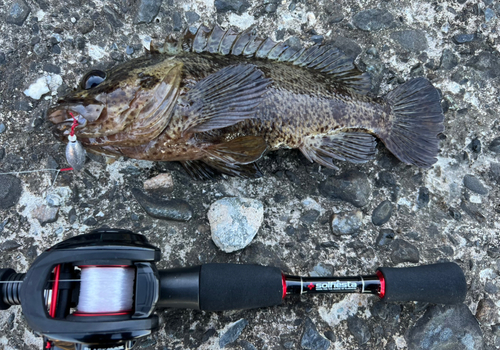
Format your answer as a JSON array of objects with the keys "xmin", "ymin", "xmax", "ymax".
[{"xmin": 0, "ymin": 229, "xmax": 467, "ymax": 350}]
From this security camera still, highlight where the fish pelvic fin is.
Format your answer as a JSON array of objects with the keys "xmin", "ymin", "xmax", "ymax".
[
  {"xmin": 300, "ymin": 132, "xmax": 377, "ymax": 169},
  {"xmin": 204, "ymin": 136, "xmax": 268, "ymax": 164},
  {"xmin": 177, "ymin": 64, "xmax": 271, "ymax": 136},
  {"xmin": 178, "ymin": 25, "xmax": 371, "ymax": 95},
  {"xmin": 380, "ymin": 78, "xmax": 445, "ymax": 168},
  {"xmin": 180, "ymin": 159, "xmax": 263, "ymax": 180}
]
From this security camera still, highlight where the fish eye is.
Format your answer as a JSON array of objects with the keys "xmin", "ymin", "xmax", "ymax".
[{"xmin": 81, "ymin": 70, "xmax": 106, "ymax": 90}]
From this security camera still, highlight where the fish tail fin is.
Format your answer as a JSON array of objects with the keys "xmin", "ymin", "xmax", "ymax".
[{"xmin": 381, "ymin": 77, "xmax": 444, "ymax": 167}]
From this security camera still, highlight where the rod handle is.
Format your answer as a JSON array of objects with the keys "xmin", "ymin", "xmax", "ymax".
[
  {"xmin": 199, "ymin": 264, "xmax": 283, "ymax": 311},
  {"xmin": 377, "ymin": 262, "xmax": 466, "ymax": 304}
]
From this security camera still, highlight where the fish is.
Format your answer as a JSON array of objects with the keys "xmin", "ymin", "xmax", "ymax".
[{"xmin": 47, "ymin": 25, "xmax": 444, "ymax": 179}]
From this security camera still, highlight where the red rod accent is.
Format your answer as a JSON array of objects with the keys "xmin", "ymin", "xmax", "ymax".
[
  {"xmin": 49, "ymin": 265, "xmax": 61, "ymax": 318},
  {"xmin": 281, "ymin": 273, "xmax": 287, "ymax": 299},
  {"xmin": 59, "ymin": 167, "xmax": 74, "ymax": 172},
  {"xmin": 73, "ymin": 311, "xmax": 130, "ymax": 317},
  {"xmin": 78, "ymin": 265, "xmax": 130, "ymax": 268},
  {"xmin": 376, "ymin": 270, "xmax": 385, "ymax": 298}
]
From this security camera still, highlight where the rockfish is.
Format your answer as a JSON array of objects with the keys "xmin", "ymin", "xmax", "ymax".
[{"xmin": 47, "ymin": 25, "xmax": 444, "ymax": 179}]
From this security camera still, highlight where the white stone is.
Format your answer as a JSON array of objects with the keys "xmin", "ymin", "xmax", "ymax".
[
  {"xmin": 208, "ymin": 197, "xmax": 264, "ymax": 253},
  {"xmin": 88, "ymin": 44, "xmax": 107, "ymax": 60},
  {"xmin": 24, "ymin": 77, "xmax": 50, "ymax": 100},
  {"xmin": 144, "ymin": 173, "xmax": 174, "ymax": 192},
  {"xmin": 227, "ymin": 12, "xmax": 255, "ymax": 30}
]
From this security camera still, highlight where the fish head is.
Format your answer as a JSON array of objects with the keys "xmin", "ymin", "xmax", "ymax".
[{"xmin": 47, "ymin": 55, "xmax": 183, "ymax": 141}]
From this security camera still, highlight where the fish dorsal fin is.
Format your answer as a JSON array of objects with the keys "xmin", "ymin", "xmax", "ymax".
[
  {"xmin": 176, "ymin": 63, "xmax": 270, "ymax": 136},
  {"xmin": 178, "ymin": 25, "xmax": 371, "ymax": 95}
]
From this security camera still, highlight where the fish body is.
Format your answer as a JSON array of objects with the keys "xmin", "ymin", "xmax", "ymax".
[{"xmin": 48, "ymin": 26, "xmax": 444, "ymax": 178}]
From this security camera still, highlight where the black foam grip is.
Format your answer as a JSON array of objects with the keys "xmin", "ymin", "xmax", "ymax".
[
  {"xmin": 377, "ymin": 262, "xmax": 466, "ymax": 304},
  {"xmin": 199, "ymin": 264, "xmax": 283, "ymax": 311}
]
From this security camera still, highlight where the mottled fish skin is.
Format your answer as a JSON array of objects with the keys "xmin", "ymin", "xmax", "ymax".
[{"xmin": 47, "ymin": 27, "xmax": 444, "ymax": 178}]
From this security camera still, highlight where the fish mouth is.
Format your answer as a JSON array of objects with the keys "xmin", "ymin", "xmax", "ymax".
[{"xmin": 47, "ymin": 103, "xmax": 96, "ymax": 141}]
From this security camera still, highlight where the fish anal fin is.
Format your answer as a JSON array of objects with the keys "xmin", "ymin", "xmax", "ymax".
[
  {"xmin": 179, "ymin": 64, "xmax": 270, "ymax": 135},
  {"xmin": 301, "ymin": 131, "xmax": 377, "ymax": 169},
  {"xmin": 204, "ymin": 136, "xmax": 268, "ymax": 164}
]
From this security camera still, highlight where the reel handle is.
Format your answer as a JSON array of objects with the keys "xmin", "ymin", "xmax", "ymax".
[{"xmin": 377, "ymin": 262, "xmax": 467, "ymax": 304}]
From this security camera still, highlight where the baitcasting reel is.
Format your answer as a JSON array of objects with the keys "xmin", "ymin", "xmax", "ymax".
[{"xmin": 0, "ymin": 229, "xmax": 467, "ymax": 349}]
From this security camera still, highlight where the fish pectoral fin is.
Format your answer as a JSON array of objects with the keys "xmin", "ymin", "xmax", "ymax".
[
  {"xmin": 180, "ymin": 64, "xmax": 271, "ymax": 136},
  {"xmin": 204, "ymin": 136, "xmax": 268, "ymax": 164},
  {"xmin": 180, "ymin": 159, "xmax": 263, "ymax": 180},
  {"xmin": 300, "ymin": 131, "xmax": 377, "ymax": 169}
]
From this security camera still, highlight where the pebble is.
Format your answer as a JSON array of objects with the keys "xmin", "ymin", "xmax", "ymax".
[
  {"xmin": 43, "ymin": 63, "xmax": 61, "ymax": 74},
  {"xmin": 448, "ymin": 207, "xmax": 462, "ymax": 221},
  {"xmin": 490, "ymin": 163, "xmax": 500, "ymax": 184},
  {"xmin": 352, "ymin": 9, "xmax": 394, "ymax": 31},
  {"xmin": 134, "ymin": 0, "xmax": 163, "ymax": 24},
  {"xmin": 329, "ymin": 211, "xmax": 363, "ymax": 235},
  {"xmin": 319, "ymin": 171, "xmax": 371, "ymax": 208},
  {"xmin": 126, "ymin": 46, "xmax": 134, "ymax": 55},
  {"xmin": 0, "ymin": 52, "xmax": 5, "ymax": 65},
  {"xmin": 0, "ymin": 240, "xmax": 21, "ymax": 252},
  {"xmin": 131, "ymin": 188, "xmax": 193, "ymax": 222},
  {"xmin": 460, "ymin": 201, "xmax": 486, "ymax": 223},
  {"xmin": 185, "ymin": 11, "xmax": 200, "ymax": 24},
  {"xmin": 265, "ymin": 3, "xmax": 277, "ymax": 13},
  {"xmin": 23, "ymin": 76, "xmax": 50, "ymax": 100},
  {"xmin": 489, "ymin": 137, "xmax": 500, "ymax": 153},
  {"xmin": 83, "ymin": 217, "xmax": 98, "ymax": 226},
  {"xmin": 347, "ymin": 316, "xmax": 371, "ymax": 345},
  {"xmin": 372, "ymin": 200, "xmax": 393, "ymax": 226},
  {"xmin": 208, "ymin": 197, "xmax": 263, "ymax": 253},
  {"xmin": 300, "ymin": 209, "xmax": 320, "ymax": 225},
  {"xmin": 390, "ymin": 239, "xmax": 419, "ymax": 264},
  {"xmin": 219, "ymin": 319, "xmax": 248, "ymax": 348},
  {"xmin": 375, "ymin": 171, "xmax": 397, "ymax": 188},
  {"xmin": 406, "ymin": 304, "xmax": 484, "ymax": 350},
  {"xmin": 0, "ymin": 123, "xmax": 6, "ymax": 134},
  {"xmin": 143, "ymin": 173, "xmax": 174, "ymax": 193},
  {"xmin": 6, "ymin": 0, "xmax": 31, "ymax": 26},
  {"xmin": 468, "ymin": 139, "xmax": 481, "ymax": 153},
  {"xmin": 475, "ymin": 298, "xmax": 498, "ymax": 325},
  {"xmin": 239, "ymin": 340, "xmax": 257, "ymax": 350},
  {"xmin": 0, "ymin": 175, "xmax": 23, "ymax": 209},
  {"xmin": 484, "ymin": 8, "xmax": 496, "ymax": 22},
  {"xmin": 329, "ymin": 36, "xmax": 362, "ymax": 58},
  {"xmin": 390, "ymin": 30, "xmax": 428, "ymax": 52},
  {"xmin": 103, "ymin": 6, "xmax": 123, "ymax": 28},
  {"xmin": 215, "ymin": 0, "xmax": 251, "ymax": 14},
  {"xmin": 417, "ymin": 187, "xmax": 430, "ymax": 208},
  {"xmin": 301, "ymin": 318, "xmax": 330, "ymax": 350},
  {"xmin": 77, "ymin": 18, "xmax": 94, "ymax": 34},
  {"xmin": 310, "ymin": 35, "xmax": 324, "ymax": 44},
  {"xmin": 172, "ymin": 12, "xmax": 183, "ymax": 31},
  {"xmin": 440, "ymin": 49, "xmax": 458, "ymax": 70},
  {"xmin": 467, "ymin": 52, "xmax": 500, "ymax": 78},
  {"xmin": 46, "ymin": 194, "xmax": 61, "ymax": 207},
  {"xmin": 32, "ymin": 205, "xmax": 59, "ymax": 226},
  {"xmin": 453, "ymin": 33, "xmax": 477, "ymax": 44},
  {"xmin": 376, "ymin": 229, "xmax": 395, "ymax": 246},
  {"xmin": 463, "ymin": 174, "xmax": 488, "ymax": 195}
]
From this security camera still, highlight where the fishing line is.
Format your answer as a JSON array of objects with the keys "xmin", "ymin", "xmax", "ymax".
[{"xmin": 76, "ymin": 266, "xmax": 135, "ymax": 314}]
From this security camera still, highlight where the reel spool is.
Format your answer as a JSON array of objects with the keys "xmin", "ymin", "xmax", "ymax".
[{"xmin": 76, "ymin": 266, "xmax": 135, "ymax": 316}]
